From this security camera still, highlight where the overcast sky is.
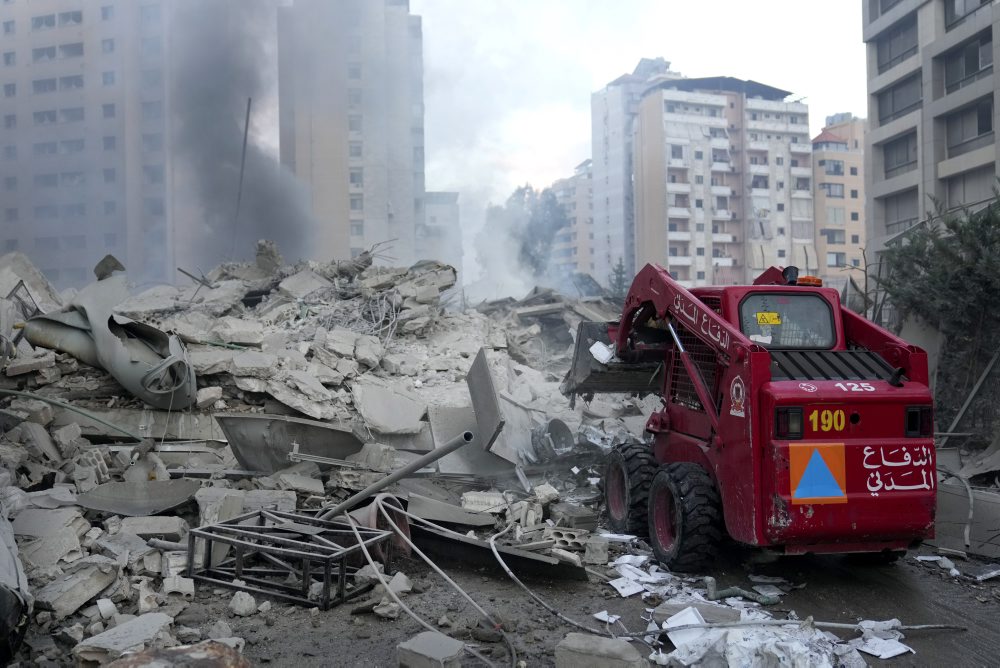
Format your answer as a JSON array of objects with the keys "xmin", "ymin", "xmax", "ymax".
[{"xmin": 411, "ymin": 0, "xmax": 868, "ymax": 254}]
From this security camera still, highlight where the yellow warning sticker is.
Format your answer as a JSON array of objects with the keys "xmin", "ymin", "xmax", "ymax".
[{"xmin": 756, "ymin": 312, "xmax": 781, "ymax": 325}]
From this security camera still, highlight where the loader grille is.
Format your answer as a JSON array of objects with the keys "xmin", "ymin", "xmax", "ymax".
[
  {"xmin": 670, "ymin": 323, "xmax": 719, "ymax": 411},
  {"xmin": 769, "ymin": 349, "xmax": 896, "ymax": 381}
]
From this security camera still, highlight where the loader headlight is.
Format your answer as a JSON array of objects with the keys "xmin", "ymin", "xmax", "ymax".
[{"xmin": 776, "ymin": 407, "xmax": 803, "ymax": 440}]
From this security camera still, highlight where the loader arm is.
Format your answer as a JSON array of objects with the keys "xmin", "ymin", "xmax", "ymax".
[{"xmin": 615, "ymin": 264, "xmax": 755, "ymax": 431}]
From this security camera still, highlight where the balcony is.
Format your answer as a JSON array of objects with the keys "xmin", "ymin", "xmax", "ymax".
[
  {"xmin": 748, "ymin": 140, "xmax": 769, "ymax": 151},
  {"xmin": 710, "ymin": 137, "xmax": 730, "ymax": 149},
  {"xmin": 712, "ymin": 257, "xmax": 735, "ymax": 267},
  {"xmin": 750, "ymin": 188, "xmax": 770, "ymax": 197},
  {"xmin": 791, "ymin": 166, "xmax": 812, "ymax": 178},
  {"xmin": 668, "ymin": 256, "xmax": 693, "ymax": 266},
  {"xmin": 710, "ymin": 185, "xmax": 732, "ymax": 196},
  {"xmin": 712, "ymin": 209, "xmax": 732, "ymax": 220},
  {"xmin": 712, "ymin": 233, "xmax": 735, "ymax": 243},
  {"xmin": 749, "ymin": 164, "xmax": 769, "ymax": 175},
  {"xmin": 710, "ymin": 161, "xmax": 732, "ymax": 173},
  {"xmin": 790, "ymin": 143, "xmax": 812, "ymax": 154},
  {"xmin": 668, "ymin": 207, "xmax": 690, "ymax": 217},
  {"xmin": 666, "ymin": 182, "xmax": 691, "ymax": 194},
  {"xmin": 668, "ymin": 230, "xmax": 691, "ymax": 241},
  {"xmin": 791, "ymin": 190, "xmax": 813, "ymax": 199},
  {"xmin": 668, "ymin": 159, "xmax": 689, "ymax": 169}
]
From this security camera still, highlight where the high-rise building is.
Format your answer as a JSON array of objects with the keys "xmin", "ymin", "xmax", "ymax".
[
  {"xmin": 550, "ymin": 159, "xmax": 593, "ymax": 277},
  {"xmin": 863, "ymin": 0, "xmax": 998, "ymax": 253},
  {"xmin": 812, "ymin": 115, "xmax": 867, "ymax": 289},
  {"xmin": 633, "ymin": 77, "xmax": 818, "ymax": 288},
  {"xmin": 591, "ymin": 58, "xmax": 679, "ymax": 284},
  {"xmin": 417, "ymin": 191, "xmax": 461, "ymax": 272},
  {"xmin": 277, "ymin": 0, "xmax": 425, "ymax": 265},
  {"xmin": 0, "ymin": 2, "xmax": 173, "ymax": 287}
]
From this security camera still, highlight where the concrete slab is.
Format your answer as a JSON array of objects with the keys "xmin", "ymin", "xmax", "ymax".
[
  {"xmin": 427, "ymin": 405, "xmax": 513, "ymax": 477},
  {"xmin": 352, "ymin": 376, "xmax": 427, "ymax": 435},
  {"xmin": 554, "ymin": 633, "xmax": 648, "ymax": 668},
  {"xmin": 397, "ymin": 630, "xmax": 464, "ymax": 668},
  {"xmin": 278, "ymin": 269, "xmax": 332, "ymax": 300},
  {"xmin": 35, "ymin": 555, "xmax": 120, "ymax": 618},
  {"xmin": 73, "ymin": 612, "xmax": 174, "ymax": 664},
  {"xmin": 407, "ymin": 494, "xmax": 496, "ymax": 527}
]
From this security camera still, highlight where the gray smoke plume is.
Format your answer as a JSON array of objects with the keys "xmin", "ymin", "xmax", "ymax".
[{"xmin": 171, "ymin": 0, "xmax": 314, "ymax": 268}]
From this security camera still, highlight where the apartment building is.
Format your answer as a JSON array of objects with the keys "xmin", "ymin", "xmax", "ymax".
[
  {"xmin": 634, "ymin": 77, "xmax": 818, "ymax": 288},
  {"xmin": 591, "ymin": 58, "xmax": 679, "ymax": 284},
  {"xmin": 0, "ymin": 1, "xmax": 172, "ymax": 287},
  {"xmin": 278, "ymin": 0, "xmax": 425, "ymax": 265},
  {"xmin": 812, "ymin": 115, "xmax": 868, "ymax": 289},
  {"xmin": 864, "ymin": 0, "xmax": 998, "ymax": 251},
  {"xmin": 550, "ymin": 159, "xmax": 594, "ymax": 277},
  {"xmin": 416, "ymin": 191, "xmax": 461, "ymax": 273}
]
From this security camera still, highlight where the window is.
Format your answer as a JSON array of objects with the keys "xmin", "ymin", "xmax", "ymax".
[
  {"xmin": 876, "ymin": 14, "xmax": 917, "ymax": 73},
  {"xmin": 883, "ymin": 189, "xmax": 918, "ymax": 234},
  {"xmin": 696, "ymin": 247, "xmax": 705, "ymax": 256},
  {"xmin": 777, "ymin": 249, "xmax": 786, "ymax": 258},
  {"xmin": 104, "ymin": 233, "xmax": 117, "ymax": 248},
  {"xmin": 31, "ymin": 15, "xmax": 55, "ymax": 31},
  {"xmin": 795, "ymin": 177, "xmax": 811, "ymax": 190},
  {"xmin": 60, "ymin": 75, "xmax": 83, "ymax": 90},
  {"xmin": 349, "ymin": 169, "xmax": 363, "ymax": 186},
  {"xmin": 33, "ymin": 141, "xmax": 55, "ymax": 156},
  {"xmin": 350, "ymin": 195, "xmax": 363, "ymax": 211},
  {"xmin": 3, "ymin": 177, "xmax": 14, "ymax": 191},
  {"xmin": 827, "ymin": 252, "xmax": 847, "ymax": 267},
  {"xmin": 60, "ymin": 139, "xmax": 83, "ymax": 154},
  {"xmin": 946, "ymin": 0, "xmax": 991, "ymax": 29},
  {"xmin": 63, "ymin": 203, "xmax": 84, "ymax": 218},
  {"xmin": 870, "ymin": 0, "xmax": 904, "ymax": 21},
  {"xmin": 822, "ymin": 229, "xmax": 846, "ymax": 244},
  {"xmin": 101, "ymin": 6, "xmax": 114, "ymax": 20},
  {"xmin": 103, "ymin": 201, "xmax": 117, "ymax": 215},
  {"xmin": 850, "ymin": 166, "xmax": 858, "ymax": 176},
  {"xmin": 141, "ymin": 69, "xmax": 163, "ymax": 89},
  {"xmin": 348, "ymin": 115, "xmax": 362, "ymax": 132},
  {"xmin": 144, "ymin": 197, "xmax": 165, "ymax": 216},
  {"xmin": 790, "ymin": 159, "xmax": 798, "ymax": 167},
  {"xmin": 103, "ymin": 168, "xmax": 116, "ymax": 183},
  {"xmin": 852, "ymin": 259, "xmax": 861, "ymax": 267},
  {"xmin": 878, "ymin": 73, "xmax": 921, "ymax": 125},
  {"xmin": 59, "ymin": 43, "xmax": 84, "ymax": 59},
  {"xmin": 716, "ymin": 196, "xmax": 728, "ymax": 210},
  {"xmin": 945, "ymin": 98, "xmax": 993, "ymax": 157},
  {"xmin": 59, "ymin": 107, "xmax": 84, "ymax": 123},
  {"xmin": 671, "ymin": 145, "xmax": 683, "ymax": 159},
  {"xmin": 103, "ymin": 136, "xmax": 116, "ymax": 151},
  {"xmin": 143, "ymin": 165, "xmax": 164, "ymax": 185},
  {"xmin": 694, "ymin": 150, "xmax": 703, "ymax": 160},
  {"xmin": 349, "ymin": 141, "xmax": 363, "ymax": 158},
  {"xmin": 777, "ymin": 226, "xmax": 786, "ymax": 235},
  {"xmin": 695, "ymin": 199, "xmax": 703, "ymax": 209},
  {"xmin": 944, "ymin": 33, "xmax": 993, "ymax": 93},
  {"xmin": 776, "ymin": 181, "xmax": 784, "ymax": 190},
  {"xmin": 945, "ymin": 164, "xmax": 995, "ymax": 208},
  {"xmin": 820, "ymin": 183, "xmax": 845, "ymax": 198},
  {"xmin": 695, "ymin": 175, "xmax": 704, "ymax": 184},
  {"xmin": 776, "ymin": 157, "xmax": 784, "ymax": 165},
  {"xmin": 34, "ymin": 173, "xmax": 57, "ymax": 187},
  {"xmin": 827, "ymin": 206, "xmax": 846, "ymax": 225},
  {"xmin": 32, "ymin": 78, "xmax": 56, "ymax": 94},
  {"xmin": 140, "ymin": 5, "xmax": 162, "ymax": 26},
  {"xmin": 739, "ymin": 293, "xmax": 835, "ymax": 349},
  {"xmin": 33, "ymin": 205, "xmax": 57, "ymax": 220},
  {"xmin": 883, "ymin": 131, "xmax": 917, "ymax": 178},
  {"xmin": 348, "ymin": 64, "xmax": 361, "ymax": 79},
  {"xmin": 2, "ymin": 145, "xmax": 14, "ymax": 160},
  {"xmin": 58, "ymin": 11, "xmax": 82, "ymax": 26},
  {"xmin": 141, "ymin": 37, "xmax": 162, "ymax": 58},
  {"xmin": 2, "ymin": 83, "xmax": 13, "ymax": 97},
  {"xmin": 777, "ymin": 203, "xmax": 785, "ymax": 212},
  {"xmin": 823, "ymin": 159, "xmax": 844, "ymax": 176},
  {"xmin": 751, "ymin": 175, "xmax": 769, "ymax": 189},
  {"xmin": 33, "ymin": 110, "xmax": 56, "ymax": 125},
  {"xmin": 2, "ymin": 52, "xmax": 14, "ymax": 66},
  {"xmin": 141, "ymin": 101, "xmax": 164, "ymax": 120},
  {"xmin": 101, "ymin": 103, "xmax": 116, "ymax": 119},
  {"xmin": 349, "ymin": 223, "xmax": 363, "ymax": 236},
  {"xmin": 3, "ymin": 208, "xmax": 17, "ymax": 222},
  {"xmin": 696, "ymin": 271, "xmax": 705, "ymax": 280},
  {"xmin": 102, "ymin": 39, "xmax": 115, "ymax": 54},
  {"xmin": 60, "ymin": 171, "xmax": 84, "ymax": 186},
  {"xmin": 851, "ymin": 234, "xmax": 860, "ymax": 244},
  {"xmin": 32, "ymin": 46, "xmax": 55, "ymax": 62},
  {"xmin": 851, "ymin": 212, "xmax": 860, "ymax": 221},
  {"xmin": 850, "ymin": 189, "xmax": 858, "ymax": 199},
  {"xmin": 696, "ymin": 223, "xmax": 705, "ymax": 232},
  {"xmin": 142, "ymin": 133, "xmax": 163, "ymax": 151},
  {"xmin": 348, "ymin": 88, "xmax": 362, "ymax": 107},
  {"xmin": 2, "ymin": 21, "xmax": 13, "ymax": 35}
]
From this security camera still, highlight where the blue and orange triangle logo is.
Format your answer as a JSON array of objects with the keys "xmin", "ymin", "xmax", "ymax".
[{"xmin": 790, "ymin": 443, "xmax": 846, "ymax": 504}]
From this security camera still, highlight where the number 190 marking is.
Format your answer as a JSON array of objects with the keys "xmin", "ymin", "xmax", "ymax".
[
  {"xmin": 834, "ymin": 382, "xmax": 875, "ymax": 392},
  {"xmin": 809, "ymin": 409, "xmax": 845, "ymax": 432}
]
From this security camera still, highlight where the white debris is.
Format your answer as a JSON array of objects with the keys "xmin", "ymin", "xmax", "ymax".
[
  {"xmin": 592, "ymin": 610, "xmax": 621, "ymax": 624},
  {"xmin": 228, "ymin": 591, "xmax": 257, "ymax": 616}
]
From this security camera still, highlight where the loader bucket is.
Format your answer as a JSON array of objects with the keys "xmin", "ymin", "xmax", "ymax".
[{"xmin": 560, "ymin": 321, "xmax": 663, "ymax": 397}]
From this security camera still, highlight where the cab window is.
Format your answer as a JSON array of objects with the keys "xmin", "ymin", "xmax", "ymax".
[{"xmin": 738, "ymin": 293, "xmax": 835, "ymax": 349}]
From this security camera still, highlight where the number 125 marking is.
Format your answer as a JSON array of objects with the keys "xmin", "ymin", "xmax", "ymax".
[{"xmin": 834, "ymin": 382, "xmax": 875, "ymax": 392}]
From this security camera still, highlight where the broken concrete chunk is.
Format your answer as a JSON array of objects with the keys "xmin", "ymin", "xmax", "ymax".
[
  {"xmin": 188, "ymin": 348, "xmax": 235, "ymax": 375},
  {"xmin": 533, "ymin": 483, "xmax": 560, "ymax": 505},
  {"xmin": 6, "ymin": 350, "xmax": 56, "ymax": 377},
  {"xmin": 243, "ymin": 490, "xmax": 297, "ymax": 513},
  {"xmin": 161, "ymin": 576, "xmax": 195, "ymax": 601},
  {"xmin": 345, "ymin": 442, "xmax": 398, "ymax": 473},
  {"xmin": 13, "ymin": 507, "xmax": 90, "ymax": 538},
  {"xmin": 324, "ymin": 328, "xmax": 358, "ymax": 357},
  {"xmin": 19, "ymin": 527, "xmax": 83, "ymax": 569},
  {"xmin": 373, "ymin": 596, "xmax": 401, "ymax": 619},
  {"xmin": 17, "ymin": 421, "xmax": 61, "ymax": 461},
  {"xmin": 381, "ymin": 353, "xmax": 420, "ymax": 376},
  {"xmin": 276, "ymin": 473, "xmax": 324, "ymax": 495},
  {"xmin": 228, "ymin": 591, "xmax": 256, "ymax": 616},
  {"xmin": 9, "ymin": 398, "xmax": 54, "ymax": 425},
  {"xmin": 550, "ymin": 502, "xmax": 599, "ymax": 531},
  {"xmin": 460, "ymin": 491, "xmax": 506, "ymax": 514},
  {"xmin": 196, "ymin": 386, "xmax": 223, "ymax": 408},
  {"xmin": 554, "ymin": 633, "xmax": 646, "ymax": 668},
  {"xmin": 35, "ymin": 555, "xmax": 120, "ymax": 618},
  {"xmin": 211, "ymin": 317, "xmax": 264, "ymax": 346},
  {"xmin": 278, "ymin": 269, "xmax": 333, "ymax": 299},
  {"xmin": 551, "ymin": 548, "xmax": 583, "ymax": 567},
  {"xmin": 583, "ymin": 537, "xmax": 610, "ymax": 566},
  {"xmin": 353, "ymin": 334, "xmax": 383, "ymax": 368},
  {"xmin": 397, "ymin": 631, "xmax": 464, "ymax": 668},
  {"xmin": 72, "ymin": 612, "xmax": 174, "ymax": 664},
  {"xmin": 231, "ymin": 351, "xmax": 278, "ymax": 379},
  {"xmin": 351, "ymin": 376, "xmax": 427, "ymax": 435},
  {"xmin": 119, "ymin": 516, "xmax": 189, "ymax": 542}
]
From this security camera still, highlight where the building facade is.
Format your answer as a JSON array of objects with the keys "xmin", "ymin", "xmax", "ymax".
[
  {"xmin": 0, "ymin": 1, "xmax": 173, "ymax": 287},
  {"xmin": 278, "ymin": 0, "xmax": 425, "ymax": 265},
  {"xmin": 812, "ymin": 115, "xmax": 867, "ymax": 289},
  {"xmin": 590, "ymin": 58, "xmax": 679, "ymax": 284},
  {"xmin": 417, "ymin": 191, "xmax": 461, "ymax": 273},
  {"xmin": 864, "ymin": 0, "xmax": 998, "ymax": 251},
  {"xmin": 633, "ymin": 77, "xmax": 818, "ymax": 288},
  {"xmin": 550, "ymin": 159, "xmax": 594, "ymax": 277}
]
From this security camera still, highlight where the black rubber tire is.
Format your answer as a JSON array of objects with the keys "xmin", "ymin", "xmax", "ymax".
[
  {"xmin": 647, "ymin": 462, "xmax": 723, "ymax": 573},
  {"xmin": 604, "ymin": 442, "xmax": 657, "ymax": 536}
]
